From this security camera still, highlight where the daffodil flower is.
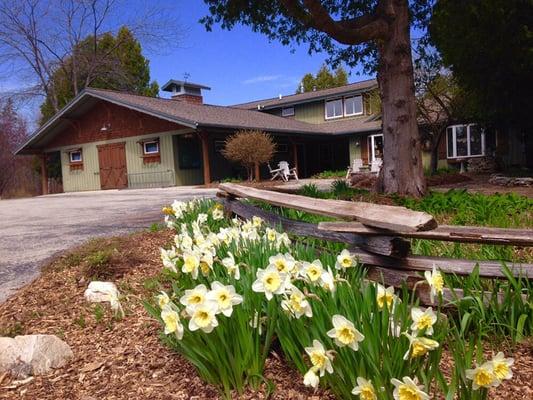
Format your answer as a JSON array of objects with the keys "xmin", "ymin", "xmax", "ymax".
[
  {"xmin": 281, "ymin": 286, "xmax": 313, "ymax": 318},
  {"xmin": 157, "ymin": 291, "xmax": 170, "ymax": 308},
  {"xmin": 175, "ymin": 233, "xmax": 193, "ymax": 251},
  {"xmin": 265, "ymin": 228, "xmax": 277, "ymax": 243},
  {"xmin": 182, "ymin": 251, "xmax": 200, "ymax": 279},
  {"xmin": 304, "ymin": 340, "xmax": 334, "ymax": 377},
  {"xmin": 352, "ymin": 377, "xmax": 377, "ymax": 400},
  {"xmin": 160, "ymin": 247, "xmax": 178, "ymax": 272},
  {"xmin": 180, "ymin": 284, "xmax": 208, "ymax": 315},
  {"xmin": 161, "ymin": 305, "xmax": 184, "ymax": 339},
  {"xmin": 188, "ymin": 301, "xmax": 219, "ymax": 333},
  {"xmin": 252, "ymin": 266, "xmax": 290, "ymax": 300},
  {"xmin": 222, "ymin": 252, "xmax": 240, "ymax": 280},
  {"xmin": 207, "ymin": 281, "xmax": 243, "ymax": 317},
  {"xmin": 211, "ymin": 205, "xmax": 224, "ymax": 220},
  {"xmin": 327, "ymin": 314, "xmax": 364, "ymax": 351},
  {"xmin": 490, "ymin": 352, "xmax": 514, "ymax": 381},
  {"xmin": 252, "ymin": 216, "xmax": 263, "ymax": 227},
  {"xmin": 424, "ymin": 265, "xmax": 444, "ymax": 303},
  {"xmin": 402, "ymin": 333, "xmax": 439, "ymax": 360},
  {"xmin": 320, "ymin": 266, "xmax": 336, "ymax": 292},
  {"xmin": 466, "ymin": 361, "xmax": 499, "ymax": 389},
  {"xmin": 268, "ymin": 253, "xmax": 296, "ymax": 274},
  {"xmin": 410, "ymin": 307, "xmax": 437, "ymax": 336},
  {"xmin": 196, "ymin": 213, "xmax": 208, "ymax": 225},
  {"xmin": 335, "ymin": 249, "xmax": 355, "ymax": 270},
  {"xmin": 376, "ymin": 284, "xmax": 397, "ymax": 311},
  {"xmin": 391, "ymin": 376, "xmax": 429, "ymax": 400},
  {"xmin": 276, "ymin": 232, "xmax": 291, "ymax": 249},
  {"xmin": 302, "ymin": 259, "xmax": 324, "ymax": 283},
  {"xmin": 303, "ymin": 367, "xmax": 320, "ymax": 389}
]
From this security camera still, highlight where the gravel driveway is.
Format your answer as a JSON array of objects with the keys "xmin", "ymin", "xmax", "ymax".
[{"xmin": 0, "ymin": 186, "xmax": 216, "ymax": 303}]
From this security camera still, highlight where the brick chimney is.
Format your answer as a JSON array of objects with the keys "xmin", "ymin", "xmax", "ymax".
[{"xmin": 161, "ymin": 79, "xmax": 211, "ymax": 104}]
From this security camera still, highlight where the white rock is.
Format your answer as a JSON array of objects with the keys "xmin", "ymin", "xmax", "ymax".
[
  {"xmin": 84, "ymin": 281, "xmax": 119, "ymax": 304},
  {"xmin": 0, "ymin": 334, "xmax": 73, "ymax": 378}
]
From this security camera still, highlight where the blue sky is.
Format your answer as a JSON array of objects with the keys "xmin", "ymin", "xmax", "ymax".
[{"xmin": 149, "ymin": 1, "xmax": 374, "ymax": 105}]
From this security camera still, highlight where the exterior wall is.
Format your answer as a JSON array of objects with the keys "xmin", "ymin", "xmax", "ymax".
[{"xmin": 60, "ymin": 144, "xmax": 101, "ymax": 192}]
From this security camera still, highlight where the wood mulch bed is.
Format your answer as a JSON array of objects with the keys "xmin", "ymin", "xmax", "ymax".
[{"xmin": 0, "ymin": 229, "xmax": 531, "ymax": 399}]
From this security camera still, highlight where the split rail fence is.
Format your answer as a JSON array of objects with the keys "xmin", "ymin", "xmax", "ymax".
[{"xmin": 217, "ymin": 183, "xmax": 533, "ymax": 305}]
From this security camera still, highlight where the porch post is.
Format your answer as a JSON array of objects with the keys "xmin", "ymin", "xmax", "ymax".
[
  {"xmin": 292, "ymin": 142, "xmax": 299, "ymax": 175},
  {"xmin": 198, "ymin": 132, "xmax": 211, "ymax": 184},
  {"xmin": 40, "ymin": 153, "xmax": 48, "ymax": 195}
]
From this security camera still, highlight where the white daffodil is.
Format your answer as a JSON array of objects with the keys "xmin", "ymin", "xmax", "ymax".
[
  {"xmin": 268, "ymin": 253, "xmax": 296, "ymax": 274},
  {"xmin": 207, "ymin": 281, "xmax": 243, "ymax": 317},
  {"xmin": 265, "ymin": 228, "xmax": 277, "ymax": 243},
  {"xmin": 303, "ymin": 367, "xmax": 320, "ymax": 389},
  {"xmin": 160, "ymin": 247, "xmax": 178, "ymax": 272},
  {"xmin": 351, "ymin": 377, "xmax": 377, "ymax": 400},
  {"xmin": 252, "ymin": 266, "xmax": 290, "ymax": 300},
  {"xmin": 182, "ymin": 251, "xmax": 200, "ymax": 279},
  {"xmin": 222, "ymin": 252, "xmax": 240, "ymax": 280},
  {"xmin": 327, "ymin": 314, "xmax": 365, "ymax": 351},
  {"xmin": 424, "ymin": 265, "xmax": 444, "ymax": 303},
  {"xmin": 171, "ymin": 200, "xmax": 186, "ymax": 218},
  {"xmin": 336, "ymin": 249, "xmax": 355, "ymax": 270},
  {"xmin": 196, "ymin": 213, "xmax": 208, "ymax": 225},
  {"xmin": 188, "ymin": 301, "xmax": 219, "ymax": 333},
  {"xmin": 403, "ymin": 333, "xmax": 439, "ymax": 360},
  {"xmin": 157, "ymin": 291, "xmax": 170, "ymax": 308},
  {"xmin": 252, "ymin": 216, "xmax": 263, "ymax": 227},
  {"xmin": 281, "ymin": 286, "xmax": 313, "ymax": 318},
  {"xmin": 391, "ymin": 377, "xmax": 429, "ymax": 400},
  {"xmin": 179, "ymin": 284, "xmax": 208, "ymax": 315},
  {"xmin": 276, "ymin": 232, "xmax": 291, "ymax": 249},
  {"xmin": 410, "ymin": 307, "xmax": 437, "ymax": 336},
  {"xmin": 376, "ymin": 284, "xmax": 397, "ymax": 311},
  {"xmin": 211, "ymin": 205, "xmax": 224, "ymax": 220},
  {"xmin": 490, "ymin": 352, "xmax": 514, "ymax": 381},
  {"xmin": 466, "ymin": 361, "xmax": 499, "ymax": 390},
  {"xmin": 304, "ymin": 340, "xmax": 334, "ymax": 377},
  {"xmin": 199, "ymin": 252, "xmax": 214, "ymax": 276},
  {"xmin": 302, "ymin": 259, "xmax": 324, "ymax": 283},
  {"xmin": 217, "ymin": 227, "xmax": 231, "ymax": 245},
  {"xmin": 320, "ymin": 266, "xmax": 336, "ymax": 292},
  {"xmin": 194, "ymin": 232, "xmax": 206, "ymax": 247},
  {"xmin": 164, "ymin": 215, "xmax": 174, "ymax": 229},
  {"xmin": 175, "ymin": 233, "xmax": 193, "ymax": 251},
  {"xmin": 161, "ymin": 305, "xmax": 184, "ymax": 339}
]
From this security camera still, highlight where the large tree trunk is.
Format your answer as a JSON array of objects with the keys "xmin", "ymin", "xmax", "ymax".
[{"xmin": 376, "ymin": 0, "xmax": 426, "ymax": 197}]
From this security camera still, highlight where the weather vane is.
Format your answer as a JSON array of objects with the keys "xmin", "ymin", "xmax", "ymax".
[{"xmin": 183, "ymin": 72, "xmax": 190, "ymax": 82}]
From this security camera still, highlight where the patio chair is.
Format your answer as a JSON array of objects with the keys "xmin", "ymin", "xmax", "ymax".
[
  {"xmin": 268, "ymin": 163, "xmax": 285, "ymax": 181},
  {"xmin": 278, "ymin": 161, "xmax": 299, "ymax": 181},
  {"xmin": 370, "ymin": 158, "xmax": 383, "ymax": 173},
  {"xmin": 346, "ymin": 158, "xmax": 364, "ymax": 178}
]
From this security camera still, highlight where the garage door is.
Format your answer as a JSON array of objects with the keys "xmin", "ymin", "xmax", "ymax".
[{"xmin": 97, "ymin": 142, "xmax": 128, "ymax": 190}]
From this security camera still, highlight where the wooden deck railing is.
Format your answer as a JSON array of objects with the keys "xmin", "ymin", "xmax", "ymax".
[{"xmin": 218, "ymin": 183, "xmax": 533, "ymax": 305}]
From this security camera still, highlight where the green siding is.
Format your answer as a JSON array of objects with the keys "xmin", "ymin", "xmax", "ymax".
[
  {"xmin": 348, "ymin": 136, "xmax": 362, "ymax": 164},
  {"xmin": 60, "ymin": 144, "xmax": 100, "ymax": 192}
]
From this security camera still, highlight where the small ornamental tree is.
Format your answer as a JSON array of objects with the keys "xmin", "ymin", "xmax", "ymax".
[{"xmin": 222, "ymin": 130, "xmax": 276, "ymax": 181}]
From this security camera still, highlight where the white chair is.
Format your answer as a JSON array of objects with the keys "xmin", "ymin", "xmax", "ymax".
[
  {"xmin": 346, "ymin": 158, "xmax": 364, "ymax": 178},
  {"xmin": 370, "ymin": 158, "xmax": 382, "ymax": 173},
  {"xmin": 278, "ymin": 161, "xmax": 298, "ymax": 181},
  {"xmin": 268, "ymin": 163, "xmax": 284, "ymax": 180}
]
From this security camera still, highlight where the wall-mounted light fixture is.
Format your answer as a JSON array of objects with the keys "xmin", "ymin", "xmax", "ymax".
[
  {"xmin": 355, "ymin": 140, "xmax": 360, "ymax": 147},
  {"xmin": 100, "ymin": 123, "xmax": 111, "ymax": 132}
]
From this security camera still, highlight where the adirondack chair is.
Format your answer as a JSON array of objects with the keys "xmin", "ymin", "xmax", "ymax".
[
  {"xmin": 346, "ymin": 158, "xmax": 364, "ymax": 178},
  {"xmin": 268, "ymin": 163, "xmax": 285, "ymax": 180},
  {"xmin": 370, "ymin": 158, "xmax": 383, "ymax": 173},
  {"xmin": 278, "ymin": 161, "xmax": 298, "ymax": 181}
]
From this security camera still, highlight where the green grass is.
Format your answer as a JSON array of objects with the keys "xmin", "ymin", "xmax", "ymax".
[{"xmin": 311, "ymin": 170, "xmax": 347, "ymax": 179}]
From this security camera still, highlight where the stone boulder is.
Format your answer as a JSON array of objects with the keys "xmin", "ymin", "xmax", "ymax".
[
  {"xmin": 0, "ymin": 334, "xmax": 73, "ymax": 378},
  {"xmin": 84, "ymin": 281, "xmax": 119, "ymax": 304}
]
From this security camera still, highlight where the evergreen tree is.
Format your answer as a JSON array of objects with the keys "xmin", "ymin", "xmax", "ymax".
[{"xmin": 297, "ymin": 65, "xmax": 349, "ymax": 93}]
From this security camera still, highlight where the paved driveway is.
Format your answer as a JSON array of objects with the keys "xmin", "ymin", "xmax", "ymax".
[{"xmin": 0, "ymin": 186, "xmax": 217, "ymax": 303}]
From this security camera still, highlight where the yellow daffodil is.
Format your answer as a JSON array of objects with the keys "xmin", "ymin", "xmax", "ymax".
[
  {"xmin": 466, "ymin": 361, "xmax": 498, "ymax": 389},
  {"xmin": 410, "ymin": 307, "xmax": 437, "ymax": 336},
  {"xmin": 376, "ymin": 284, "xmax": 397, "ymax": 310},
  {"xmin": 157, "ymin": 291, "xmax": 170, "ymax": 308},
  {"xmin": 352, "ymin": 377, "xmax": 377, "ymax": 400},
  {"xmin": 327, "ymin": 314, "xmax": 365, "ymax": 351},
  {"xmin": 252, "ymin": 216, "xmax": 263, "ymax": 227},
  {"xmin": 336, "ymin": 249, "xmax": 355, "ymax": 270},
  {"xmin": 180, "ymin": 284, "xmax": 208, "ymax": 315},
  {"xmin": 391, "ymin": 377, "xmax": 429, "ymax": 400},
  {"xmin": 182, "ymin": 251, "xmax": 200, "ymax": 279},
  {"xmin": 403, "ymin": 333, "xmax": 439, "ymax": 360},
  {"xmin": 207, "ymin": 281, "xmax": 243, "ymax": 317},
  {"xmin": 162, "ymin": 206, "xmax": 174, "ymax": 216},
  {"xmin": 302, "ymin": 259, "xmax": 324, "ymax": 282},
  {"xmin": 281, "ymin": 286, "xmax": 313, "ymax": 318},
  {"xmin": 424, "ymin": 265, "xmax": 444, "ymax": 303},
  {"xmin": 161, "ymin": 305, "xmax": 184, "ymax": 339},
  {"xmin": 252, "ymin": 266, "xmax": 290, "ymax": 300},
  {"xmin": 303, "ymin": 367, "xmax": 320, "ymax": 389},
  {"xmin": 268, "ymin": 253, "xmax": 296, "ymax": 274},
  {"xmin": 304, "ymin": 340, "xmax": 334, "ymax": 377},
  {"xmin": 490, "ymin": 352, "xmax": 514, "ymax": 381},
  {"xmin": 222, "ymin": 252, "xmax": 240, "ymax": 280},
  {"xmin": 265, "ymin": 228, "xmax": 278, "ymax": 242},
  {"xmin": 188, "ymin": 301, "xmax": 219, "ymax": 333}
]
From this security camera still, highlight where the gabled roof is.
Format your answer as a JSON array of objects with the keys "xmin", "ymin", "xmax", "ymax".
[
  {"xmin": 17, "ymin": 87, "xmax": 381, "ymax": 155},
  {"xmin": 233, "ymin": 79, "xmax": 378, "ymax": 110}
]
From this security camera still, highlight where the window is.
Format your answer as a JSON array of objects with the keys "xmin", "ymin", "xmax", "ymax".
[
  {"xmin": 344, "ymin": 95, "xmax": 363, "ymax": 116},
  {"xmin": 178, "ymin": 136, "xmax": 201, "ymax": 169},
  {"xmin": 281, "ymin": 107, "xmax": 295, "ymax": 117},
  {"xmin": 143, "ymin": 140, "xmax": 160, "ymax": 155},
  {"xmin": 447, "ymin": 124, "xmax": 485, "ymax": 158},
  {"xmin": 325, "ymin": 98, "xmax": 343, "ymax": 119},
  {"xmin": 69, "ymin": 150, "xmax": 82, "ymax": 163}
]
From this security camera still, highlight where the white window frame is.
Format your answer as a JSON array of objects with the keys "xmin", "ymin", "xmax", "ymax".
[
  {"xmin": 281, "ymin": 106, "xmax": 295, "ymax": 117},
  {"xmin": 446, "ymin": 124, "xmax": 485, "ymax": 159},
  {"xmin": 344, "ymin": 95, "xmax": 363, "ymax": 116},
  {"xmin": 368, "ymin": 133, "xmax": 383, "ymax": 163},
  {"xmin": 325, "ymin": 98, "xmax": 344, "ymax": 120},
  {"xmin": 69, "ymin": 150, "xmax": 82, "ymax": 163},
  {"xmin": 143, "ymin": 140, "xmax": 160, "ymax": 155}
]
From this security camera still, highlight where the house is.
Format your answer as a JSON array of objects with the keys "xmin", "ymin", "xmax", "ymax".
[{"xmin": 16, "ymin": 78, "xmax": 527, "ymax": 193}]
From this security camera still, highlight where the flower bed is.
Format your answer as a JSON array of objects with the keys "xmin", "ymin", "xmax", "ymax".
[{"xmin": 147, "ymin": 199, "xmax": 522, "ymax": 400}]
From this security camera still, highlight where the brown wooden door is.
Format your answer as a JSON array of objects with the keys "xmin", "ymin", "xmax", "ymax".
[{"xmin": 97, "ymin": 142, "xmax": 128, "ymax": 189}]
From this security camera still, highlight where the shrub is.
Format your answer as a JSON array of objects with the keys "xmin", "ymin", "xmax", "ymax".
[{"xmin": 222, "ymin": 130, "xmax": 276, "ymax": 181}]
